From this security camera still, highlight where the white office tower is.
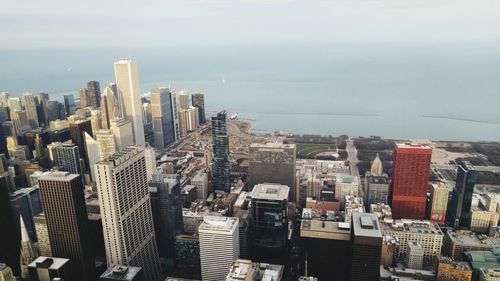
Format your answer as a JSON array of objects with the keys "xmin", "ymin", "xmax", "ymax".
[
  {"xmin": 114, "ymin": 59, "xmax": 145, "ymax": 146},
  {"xmin": 110, "ymin": 118, "xmax": 134, "ymax": 150},
  {"xmin": 199, "ymin": 216, "xmax": 240, "ymax": 281},
  {"xmin": 84, "ymin": 132, "xmax": 99, "ymax": 181},
  {"xmin": 95, "ymin": 146, "xmax": 162, "ymax": 281},
  {"xmin": 96, "ymin": 129, "xmax": 117, "ymax": 161},
  {"xmin": 144, "ymin": 146, "xmax": 156, "ymax": 181}
]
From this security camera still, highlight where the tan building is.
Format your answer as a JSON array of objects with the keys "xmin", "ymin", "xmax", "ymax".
[
  {"xmin": 406, "ymin": 241, "xmax": 424, "ymax": 269},
  {"xmin": 429, "ymin": 183, "xmax": 449, "ymax": 224},
  {"xmin": 443, "ymin": 230, "xmax": 500, "ymax": 260},
  {"xmin": 436, "ymin": 256, "xmax": 472, "ymax": 281}
]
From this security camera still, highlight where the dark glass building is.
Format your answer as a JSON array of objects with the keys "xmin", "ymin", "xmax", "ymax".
[
  {"xmin": 150, "ymin": 87, "xmax": 175, "ymax": 149},
  {"xmin": 0, "ymin": 176, "xmax": 21, "ymax": 275},
  {"xmin": 350, "ymin": 213, "xmax": 382, "ymax": 281},
  {"xmin": 211, "ymin": 110, "xmax": 230, "ymax": 193},
  {"xmin": 87, "ymin": 80, "xmax": 101, "ymax": 108},
  {"xmin": 448, "ymin": 161, "xmax": 477, "ymax": 228},
  {"xmin": 191, "ymin": 93, "xmax": 206, "ymax": 124},
  {"xmin": 69, "ymin": 119, "xmax": 92, "ymax": 171}
]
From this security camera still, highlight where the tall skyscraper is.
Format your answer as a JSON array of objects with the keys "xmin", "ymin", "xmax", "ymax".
[
  {"xmin": 55, "ymin": 144, "xmax": 83, "ymax": 176},
  {"xmin": 38, "ymin": 93, "xmax": 50, "ymax": 127},
  {"xmin": 63, "ymin": 94, "xmax": 75, "ymax": 116},
  {"xmin": 114, "ymin": 59, "xmax": 145, "ymax": 146},
  {"xmin": 170, "ymin": 93, "xmax": 180, "ymax": 141},
  {"xmin": 251, "ymin": 184, "xmax": 290, "ymax": 264},
  {"xmin": 90, "ymin": 109, "xmax": 103, "ymax": 137},
  {"xmin": 79, "ymin": 88, "xmax": 91, "ymax": 108},
  {"xmin": 191, "ymin": 93, "xmax": 206, "ymax": 124},
  {"xmin": 211, "ymin": 110, "xmax": 230, "ymax": 193},
  {"xmin": 23, "ymin": 92, "xmax": 40, "ymax": 129},
  {"xmin": 10, "ymin": 110, "xmax": 31, "ymax": 136},
  {"xmin": 350, "ymin": 213, "xmax": 382, "ymax": 281},
  {"xmin": 34, "ymin": 214, "xmax": 52, "ymax": 256},
  {"xmin": 391, "ymin": 143, "xmax": 432, "ymax": 219},
  {"xmin": 199, "ymin": 216, "xmax": 239, "ymax": 281},
  {"xmin": 428, "ymin": 183, "xmax": 449, "ymax": 224},
  {"xmin": 0, "ymin": 177, "xmax": 20, "ymax": 275},
  {"xmin": 110, "ymin": 118, "xmax": 134, "ymax": 150},
  {"xmin": 84, "ymin": 132, "xmax": 99, "ymax": 181},
  {"xmin": 249, "ymin": 143, "xmax": 296, "ymax": 200},
  {"xmin": 95, "ymin": 146, "xmax": 162, "ymax": 281},
  {"xmin": 69, "ymin": 119, "xmax": 92, "ymax": 172},
  {"xmin": 101, "ymin": 83, "xmax": 121, "ymax": 129},
  {"xmin": 148, "ymin": 174, "xmax": 183, "ymax": 263},
  {"xmin": 87, "ymin": 80, "xmax": 101, "ymax": 108},
  {"xmin": 96, "ymin": 129, "xmax": 117, "ymax": 161},
  {"xmin": 38, "ymin": 171, "xmax": 95, "ymax": 281},
  {"xmin": 176, "ymin": 91, "xmax": 189, "ymax": 110},
  {"xmin": 150, "ymin": 87, "xmax": 175, "ymax": 149},
  {"xmin": 448, "ymin": 161, "xmax": 477, "ymax": 228}
]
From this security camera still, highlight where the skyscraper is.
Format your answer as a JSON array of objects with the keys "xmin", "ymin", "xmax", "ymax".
[
  {"xmin": 391, "ymin": 143, "xmax": 432, "ymax": 219},
  {"xmin": 19, "ymin": 215, "xmax": 40, "ymax": 278},
  {"xmin": 84, "ymin": 132, "xmax": 99, "ymax": 181},
  {"xmin": 37, "ymin": 171, "xmax": 95, "ymax": 281},
  {"xmin": 148, "ymin": 174, "xmax": 183, "ymax": 263},
  {"xmin": 79, "ymin": 88, "xmax": 91, "ymax": 108},
  {"xmin": 63, "ymin": 94, "xmax": 75, "ymax": 116},
  {"xmin": 191, "ymin": 93, "xmax": 206, "ymax": 124},
  {"xmin": 249, "ymin": 143, "xmax": 296, "ymax": 201},
  {"xmin": 448, "ymin": 161, "xmax": 477, "ymax": 228},
  {"xmin": 23, "ymin": 92, "xmax": 40, "ymax": 129},
  {"xmin": 251, "ymin": 184, "xmax": 290, "ymax": 264},
  {"xmin": 10, "ymin": 110, "xmax": 31, "ymax": 136},
  {"xmin": 95, "ymin": 146, "xmax": 162, "ymax": 281},
  {"xmin": 428, "ymin": 183, "xmax": 449, "ymax": 224},
  {"xmin": 55, "ymin": 144, "xmax": 83, "ymax": 176},
  {"xmin": 211, "ymin": 110, "xmax": 230, "ymax": 193},
  {"xmin": 110, "ymin": 118, "xmax": 134, "ymax": 150},
  {"xmin": 0, "ymin": 177, "xmax": 20, "ymax": 275},
  {"xmin": 69, "ymin": 119, "xmax": 92, "ymax": 172},
  {"xmin": 176, "ymin": 91, "xmax": 189, "ymax": 110},
  {"xmin": 350, "ymin": 213, "xmax": 382, "ymax": 281},
  {"xmin": 87, "ymin": 80, "xmax": 101, "ymax": 108},
  {"xmin": 101, "ymin": 83, "xmax": 121, "ymax": 129},
  {"xmin": 170, "ymin": 93, "xmax": 180, "ymax": 141},
  {"xmin": 199, "ymin": 216, "xmax": 239, "ymax": 281},
  {"xmin": 114, "ymin": 59, "xmax": 145, "ymax": 146},
  {"xmin": 96, "ymin": 129, "xmax": 117, "ymax": 161},
  {"xmin": 150, "ymin": 87, "xmax": 175, "ymax": 149}
]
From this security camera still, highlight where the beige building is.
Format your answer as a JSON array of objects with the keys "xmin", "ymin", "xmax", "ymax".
[
  {"xmin": 405, "ymin": 241, "xmax": 424, "ymax": 269},
  {"xmin": 443, "ymin": 230, "xmax": 500, "ymax": 260},
  {"xmin": 335, "ymin": 175, "xmax": 359, "ymax": 206},
  {"xmin": 479, "ymin": 268, "xmax": 500, "ymax": 281},
  {"xmin": 96, "ymin": 129, "xmax": 117, "ymax": 161},
  {"xmin": 110, "ymin": 118, "xmax": 134, "ymax": 150},
  {"xmin": 429, "ymin": 183, "xmax": 449, "ymax": 224}
]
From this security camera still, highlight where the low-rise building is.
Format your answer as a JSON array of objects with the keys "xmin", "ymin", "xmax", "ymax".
[
  {"xmin": 443, "ymin": 231, "xmax": 500, "ymax": 260},
  {"xmin": 406, "ymin": 241, "xmax": 424, "ymax": 269},
  {"xmin": 225, "ymin": 259, "xmax": 283, "ymax": 281},
  {"xmin": 435, "ymin": 255, "xmax": 472, "ymax": 281}
]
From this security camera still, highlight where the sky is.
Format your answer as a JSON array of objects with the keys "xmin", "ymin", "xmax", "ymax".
[{"xmin": 1, "ymin": 0, "xmax": 500, "ymax": 49}]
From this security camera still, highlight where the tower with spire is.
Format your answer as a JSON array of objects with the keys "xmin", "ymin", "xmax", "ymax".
[
  {"xmin": 19, "ymin": 215, "xmax": 40, "ymax": 278},
  {"xmin": 370, "ymin": 153, "xmax": 383, "ymax": 177}
]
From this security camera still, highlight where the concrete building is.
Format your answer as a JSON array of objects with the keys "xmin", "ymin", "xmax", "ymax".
[
  {"xmin": 191, "ymin": 171, "xmax": 209, "ymax": 201},
  {"xmin": 10, "ymin": 110, "xmax": 31, "ymax": 136},
  {"xmin": 435, "ymin": 256, "xmax": 472, "ymax": 281},
  {"xmin": 405, "ymin": 241, "xmax": 424, "ymax": 269},
  {"xmin": 300, "ymin": 208, "xmax": 352, "ymax": 281},
  {"xmin": 479, "ymin": 268, "xmax": 500, "ymax": 281},
  {"xmin": 370, "ymin": 153, "xmax": 384, "ymax": 176},
  {"xmin": 95, "ymin": 146, "xmax": 162, "ymax": 281},
  {"xmin": 249, "ymin": 142, "xmax": 296, "ymax": 200},
  {"xmin": 176, "ymin": 91, "xmax": 189, "ymax": 110},
  {"xmin": 199, "ymin": 216, "xmax": 240, "ymax": 281},
  {"xmin": 335, "ymin": 175, "xmax": 359, "ymax": 206},
  {"xmin": 96, "ymin": 129, "xmax": 117, "ymax": 161},
  {"xmin": 470, "ymin": 209, "xmax": 499, "ymax": 233},
  {"xmin": 69, "ymin": 119, "xmax": 92, "ymax": 172},
  {"xmin": 28, "ymin": 256, "xmax": 71, "ymax": 281},
  {"xmin": 84, "ymin": 132, "xmax": 99, "ymax": 181},
  {"xmin": 23, "ymin": 92, "xmax": 40, "ymax": 129},
  {"xmin": 38, "ymin": 172, "xmax": 95, "ymax": 281},
  {"xmin": 114, "ymin": 59, "xmax": 145, "ymax": 146},
  {"xmin": 0, "ymin": 263, "xmax": 15, "ymax": 281},
  {"xmin": 34, "ymin": 213, "xmax": 52, "ymax": 256},
  {"xmin": 380, "ymin": 220, "xmax": 443, "ymax": 260},
  {"xmin": 428, "ymin": 183, "xmax": 449, "ymax": 224},
  {"xmin": 101, "ymin": 83, "xmax": 121, "ymax": 127},
  {"xmin": 251, "ymin": 183, "xmax": 290, "ymax": 264},
  {"xmin": 90, "ymin": 109, "xmax": 102, "ymax": 137},
  {"xmin": 380, "ymin": 235, "xmax": 398, "ymax": 267},
  {"xmin": 350, "ymin": 213, "xmax": 383, "ymax": 281},
  {"xmin": 391, "ymin": 143, "xmax": 432, "ymax": 220},
  {"xmin": 366, "ymin": 175, "xmax": 390, "ymax": 205},
  {"xmin": 444, "ymin": 230, "xmax": 500, "ymax": 260},
  {"xmin": 100, "ymin": 265, "xmax": 144, "ymax": 281},
  {"xmin": 110, "ymin": 118, "xmax": 134, "ymax": 150},
  {"xmin": 225, "ymin": 259, "xmax": 284, "ymax": 281}
]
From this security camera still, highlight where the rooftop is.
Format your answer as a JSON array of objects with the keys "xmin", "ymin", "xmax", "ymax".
[
  {"xmin": 352, "ymin": 213, "xmax": 382, "ymax": 238},
  {"xmin": 225, "ymin": 259, "xmax": 283, "ymax": 281},
  {"xmin": 198, "ymin": 215, "xmax": 238, "ymax": 233},
  {"xmin": 447, "ymin": 231, "xmax": 500, "ymax": 248},
  {"xmin": 251, "ymin": 183, "xmax": 290, "ymax": 201},
  {"xmin": 100, "ymin": 265, "xmax": 142, "ymax": 281},
  {"xmin": 380, "ymin": 219, "xmax": 443, "ymax": 235},
  {"xmin": 250, "ymin": 142, "xmax": 296, "ymax": 149},
  {"xmin": 28, "ymin": 256, "xmax": 69, "ymax": 270},
  {"xmin": 38, "ymin": 171, "xmax": 79, "ymax": 182},
  {"xmin": 301, "ymin": 218, "xmax": 351, "ymax": 241}
]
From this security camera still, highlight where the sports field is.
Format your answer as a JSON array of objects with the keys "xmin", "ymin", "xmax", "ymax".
[{"xmin": 296, "ymin": 143, "xmax": 337, "ymax": 158}]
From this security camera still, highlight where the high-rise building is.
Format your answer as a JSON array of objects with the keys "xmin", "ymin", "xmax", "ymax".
[
  {"xmin": 169, "ymin": 93, "xmax": 180, "ymax": 141},
  {"xmin": 10, "ymin": 187, "xmax": 42, "ymax": 242},
  {"xmin": 350, "ymin": 213, "xmax": 382, "ymax": 281},
  {"xmin": 251, "ymin": 183, "xmax": 290, "ymax": 264},
  {"xmin": 90, "ymin": 109, "xmax": 102, "ymax": 137},
  {"xmin": 100, "ymin": 265, "xmax": 144, "ymax": 281},
  {"xmin": 365, "ymin": 175, "xmax": 390, "ymax": 206},
  {"xmin": 101, "ymin": 83, "xmax": 121, "ymax": 129},
  {"xmin": 370, "ymin": 153, "xmax": 384, "ymax": 176},
  {"xmin": 55, "ymin": 144, "xmax": 83, "ymax": 176},
  {"xmin": 0, "ymin": 179, "xmax": 20, "ymax": 275},
  {"xmin": 110, "ymin": 118, "xmax": 134, "ymax": 150},
  {"xmin": 176, "ymin": 91, "xmax": 189, "ymax": 110},
  {"xmin": 20, "ymin": 215, "xmax": 40, "ymax": 278},
  {"xmin": 199, "ymin": 216, "xmax": 239, "ymax": 281},
  {"xmin": 335, "ymin": 175, "xmax": 359, "ymax": 206},
  {"xmin": 10, "ymin": 110, "xmax": 31, "ymax": 136},
  {"xmin": 34, "ymin": 213, "xmax": 52, "ymax": 257},
  {"xmin": 184, "ymin": 106, "xmax": 199, "ymax": 132},
  {"xmin": 79, "ymin": 88, "xmax": 91, "ymax": 108},
  {"xmin": 7, "ymin": 97, "xmax": 22, "ymax": 111},
  {"xmin": 114, "ymin": 59, "xmax": 145, "ymax": 146},
  {"xmin": 191, "ymin": 93, "xmax": 206, "ymax": 124},
  {"xmin": 428, "ymin": 183, "xmax": 449, "ymax": 224},
  {"xmin": 448, "ymin": 161, "xmax": 477, "ymax": 229},
  {"xmin": 150, "ymin": 87, "xmax": 175, "ymax": 149},
  {"xmin": 148, "ymin": 174, "xmax": 183, "ymax": 263},
  {"xmin": 249, "ymin": 143, "xmax": 296, "ymax": 200},
  {"xmin": 95, "ymin": 146, "xmax": 162, "ymax": 281},
  {"xmin": 63, "ymin": 94, "xmax": 75, "ymax": 116},
  {"xmin": 211, "ymin": 110, "xmax": 230, "ymax": 193},
  {"xmin": 28, "ymin": 256, "xmax": 71, "ymax": 281},
  {"xmin": 391, "ymin": 143, "xmax": 432, "ymax": 219},
  {"xmin": 45, "ymin": 100, "xmax": 65, "ymax": 123},
  {"xmin": 69, "ymin": 119, "xmax": 92, "ymax": 172},
  {"xmin": 84, "ymin": 132, "xmax": 99, "ymax": 181},
  {"xmin": 38, "ymin": 172, "xmax": 95, "ymax": 281},
  {"xmin": 96, "ymin": 129, "xmax": 117, "ymax": 161},
  {"xmin": 191, "ymin": 171, "xmax": 209, "ymax": 201},
  {"xmin": 38, "ymin": 93, "xmax": 50, "ymax": 127},
  {"xmin": 87, "ymin": 80, "xmax": 101, "ymax": 108},
  {"xmin": 144, "ymin": 146, "xmax": 156, "ymax": 181},
  {"xmin": 23, "ymin": 92, "xmax": 40, "ymax": 129}
]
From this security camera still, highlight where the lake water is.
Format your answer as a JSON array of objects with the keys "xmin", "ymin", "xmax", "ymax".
[{"xmin": 1, "ymin": 44, "xmax": 499, "ymax": 141}]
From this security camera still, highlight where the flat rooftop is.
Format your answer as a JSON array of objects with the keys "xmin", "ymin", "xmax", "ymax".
[
  {"xmin": 447, "ymin": 231, "xmax": 500, "ymax": 248},
  {"xmin": 251, "ymin": 183, "xmax": 290, "ymax": 201},
  {"xmin": 352, "ymin": 213, "xmax": 382, "ymax": 238},
  {"xmin": 100, "ymin": 265, "xmax": 142, "ymax": 280},
  {"xmin": 29, "ymin": 256, "xmax": 69, "ymax": 270},
  {"xmin": 380, "ymin": 219, "xmax": 443, "ymax": 235},
  {"xmin": 199, "ymin": 215, "xmax": 238, "ymax": 233},
  {"xmin": 38, "ymin": 171, "xmax": 79, "ymax": 182},
  {"xmin": 301, "ymin": 219, "xmax": 351, "ymax": 241}
]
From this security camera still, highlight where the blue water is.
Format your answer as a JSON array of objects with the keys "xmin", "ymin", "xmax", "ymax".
[{"xmin": 1, "ymin": 44, "xmax": 500, "ymax": 141}]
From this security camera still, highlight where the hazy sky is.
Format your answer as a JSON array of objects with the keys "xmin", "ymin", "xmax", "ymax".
[{"xmin": 1, "ymin": 0, "xmax": 500, "ymax": 49}]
